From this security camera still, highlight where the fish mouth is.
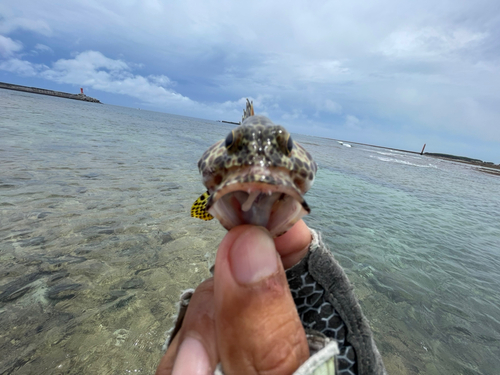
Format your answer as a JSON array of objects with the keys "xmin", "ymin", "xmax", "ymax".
[{"xmin": 206, "ymin": 167, "xmax": 310, "ymax": 237}]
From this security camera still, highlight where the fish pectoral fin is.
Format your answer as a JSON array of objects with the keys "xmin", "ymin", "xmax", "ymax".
[{"xmin": 191, "ymin": 191, "xmax": 214, "ymax": 221}]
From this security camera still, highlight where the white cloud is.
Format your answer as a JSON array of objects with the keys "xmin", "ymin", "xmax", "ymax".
[
  {"xmin": 147, "ymin": 74, "xmax": 173, "ymax": 88},
  {"xmin": 281, "ymin": 109, "xmax": 305, "ymax": 121},
  {"xmin": 50, "ymin": 51, "xmax": 130, "ymax": 76},
  {"xmin": 380, "ymin": 27, "xmax": 488, "ymax": 59},
  {"xmin": 296, "ymin": 60, "xmax": 349, "ymax": 83},
  {"xmin": 345, "ymin": 115, "xmax": 361, "ymax": 130},
  {"xmin": 0, "ymin": 50, "xmax": 192, "ymax": 105},
  {"xmin": 34, "ymin": 43, "xmax": 53, "ymax": 53},
  {"xmin": 31, "ymin": 51, "xmax": 193, "ymax": 106},
  {"xmin": 0, "ymin": 15, "xmax": 51, "ymax": 36},
  {"xmin": 0, "ymin": 35, "xmax": 23, "ymax": 57},
  {"xmin": 0, "ymin": 0, "xmax": 499, "ymax": 160},
  {"xmin": 320, "ymin": 99, "xmax": 342, "ymax": 114},
  {"xmin": 0, "ymin": 50, "xmax": 255, "ymax": 119},
  {"xmin": 0, "ymin": 58, "xmax": 45, "ymax": 76}
]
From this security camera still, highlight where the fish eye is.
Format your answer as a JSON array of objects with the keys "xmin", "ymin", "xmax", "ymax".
[
  {"xmin": 286, "ymin": 135, "xmax": 294, "ymax": 155},
  {"xmin": 225, "ymin": 131, "xmax": 235, "ymax": 149},
  {"xmin": 276, "ymin": 126, "xmax": 293, "ymax": 156}
]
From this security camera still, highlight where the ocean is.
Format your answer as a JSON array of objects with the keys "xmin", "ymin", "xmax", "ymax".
[{"xmin": 1, "ymin": 88, "xmax": 499, "ymax": 374}]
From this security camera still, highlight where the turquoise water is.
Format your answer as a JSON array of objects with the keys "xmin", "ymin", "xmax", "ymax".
[{"xmin": 1, "ymin": 89, "xmax": 499, "ymax": 374}]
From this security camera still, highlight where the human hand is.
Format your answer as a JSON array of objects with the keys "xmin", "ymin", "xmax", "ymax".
[{"xmin": 156, "ymin": 220, "xmax": 312, "ymax": 375}]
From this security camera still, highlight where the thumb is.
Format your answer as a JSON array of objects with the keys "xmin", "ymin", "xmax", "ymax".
[{"xmin": 214, "ymin": 226, "xmax": 309, "ymax": 375}]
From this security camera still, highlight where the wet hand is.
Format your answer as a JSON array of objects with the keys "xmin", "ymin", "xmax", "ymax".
[{"xmin": 156, "ymin": 220, "xmax": 312, "ymax": 375}]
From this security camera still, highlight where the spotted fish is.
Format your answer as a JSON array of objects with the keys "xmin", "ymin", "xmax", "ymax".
[{"xmin": 191, "ymin": 99, "xmax": 317, "ymax": 237}]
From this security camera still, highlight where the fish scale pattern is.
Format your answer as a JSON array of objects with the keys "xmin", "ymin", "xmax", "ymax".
[{"xmin": 288, "ymin": 271, "xmax": 357, "ymax": 375}]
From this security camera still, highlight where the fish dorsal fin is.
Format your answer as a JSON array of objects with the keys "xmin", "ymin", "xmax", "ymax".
[{"xmin": 241, "ymin": 98, "xmax": 254, "ymax": 124}]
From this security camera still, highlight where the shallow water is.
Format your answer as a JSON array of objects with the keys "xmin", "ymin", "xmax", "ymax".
[{"xmin": 1, "ymin": 89, "xmax": 500, "ymax": 374}]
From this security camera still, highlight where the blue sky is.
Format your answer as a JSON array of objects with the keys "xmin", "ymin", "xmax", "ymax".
[{"xmin": 1, "ymin": 0, "xmax": 499, "ymax": 162}]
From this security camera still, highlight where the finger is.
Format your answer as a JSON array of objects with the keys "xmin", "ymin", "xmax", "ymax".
[
  {"xmin": 156, "ymin": 278, "xmax": 219, "ymax": 375},
  {"xmin": 274, "ymin": 219, "xmax": 312, "ymax": 269},
  {"xmin": 214, "ymin": 226, "xmax": 309, "ymax": 375}
]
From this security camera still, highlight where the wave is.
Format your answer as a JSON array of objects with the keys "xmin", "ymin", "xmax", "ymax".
[
  {"xmin": 377, "ymin": 151, "xmax": 424, "ymax": 160},
  {"xmin": 371, "ymin": 155, "xmax": 438, "ymax": 168},
  {"xmin": 361, "ymin": 149, "xmax": 406, "ymax": 157},
  {"xmin": 376, "ymin": 151, "xmax": 399, "ymax": 156}
]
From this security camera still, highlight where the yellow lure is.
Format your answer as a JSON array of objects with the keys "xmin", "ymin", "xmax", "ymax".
[{"xmin": 190, "ymin": 191, "xmax": 214, "ymax": 221}]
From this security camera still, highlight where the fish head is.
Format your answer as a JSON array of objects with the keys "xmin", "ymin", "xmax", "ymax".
[{"xmin": 197, "ymin": 115, "xmax": 317, "ymax": 237}]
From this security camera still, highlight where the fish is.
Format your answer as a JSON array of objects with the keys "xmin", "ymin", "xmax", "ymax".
[{"xmin": 191, "ymin": 99, "xmax": 317, "ymax": 237}]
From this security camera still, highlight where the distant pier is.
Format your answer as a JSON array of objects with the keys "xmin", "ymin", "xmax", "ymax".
[{"xmin": 0, "ymin": 82, "xmax": 101, "ymax": 103}]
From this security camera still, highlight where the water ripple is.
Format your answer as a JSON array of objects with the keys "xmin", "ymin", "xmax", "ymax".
[{"xmin": 1, "ymin": 89, "xmax": 500, "ymax": 374}]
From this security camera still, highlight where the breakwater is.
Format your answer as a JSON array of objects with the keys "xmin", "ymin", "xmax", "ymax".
[{"xmin": 0, "ymin": 82, "xmax": 101, "ymax": 103}]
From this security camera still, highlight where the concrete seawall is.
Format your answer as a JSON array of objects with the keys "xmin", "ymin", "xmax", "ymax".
[{"xmin": 0, "ymin": 82, "xmax": 101, "ymax": 103}]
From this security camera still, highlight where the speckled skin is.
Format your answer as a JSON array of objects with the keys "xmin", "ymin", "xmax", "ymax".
[{"xmin": 198, "ymin": 115, "xmax": 318, "ymax": 210}]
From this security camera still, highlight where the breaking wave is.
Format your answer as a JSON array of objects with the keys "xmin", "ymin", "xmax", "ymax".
[{"xmin": 371, "ymin": 155, "xmax": 438, "ymax": 168}]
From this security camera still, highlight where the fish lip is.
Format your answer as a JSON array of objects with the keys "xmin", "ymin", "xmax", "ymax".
[{"xmin": 206, "ymin": 181, "xmax": 309, "ymax": 213}]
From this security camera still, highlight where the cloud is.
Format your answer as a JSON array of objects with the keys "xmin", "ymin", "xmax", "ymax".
[
  {"xmin": 0, "ymin": 58, "xmax": 45, "ymax": 76},
  {"xmin": 0, "ymin": 13, "xmax": 51, "ymax": 36},
  {"xmin": 0, "ymin": 49, "xmax": 254, "ymax": 119},
  {"xmin": 281, "ymin": 109, "xmax": 305, "ymax": 121},
  {"xmin": 0, "ymin": 35, "xmax": 23, "ymax": 57},
  {"xmin": 34, "ymin": 43, "xmax": 53, "ymax": 53},
  {"xmin": 0, "ymin": 0, "xmax": 499, "ymax": 161},
  {"xmin": 296, "ymin": 60, "xmax": 350, "ymax": 83},
  {"xmin": 0, "ymin": 50, "xmax": 189, "ymax": 103},
  {"xmin": 35, "ymin": 51, "xmax": 194, "ymax": 106},
  {"xmin": 319, "ymin": 99, "xmax": 342, "ymax": 114},
  {"xmin": 345, "ymin": 115, "xmax": 361, "ymax": 129},
  {"xmin": 379, "ymin": 27, "xmax": 488, "ymax": 59},
  {"xmin": 148, "ymin": 74, "xmax": 173, "ymax": 88}
]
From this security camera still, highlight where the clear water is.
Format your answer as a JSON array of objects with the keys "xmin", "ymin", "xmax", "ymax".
[{"xmin": 1, "ymin": 89, "xmax": 499, "ymax": 374}]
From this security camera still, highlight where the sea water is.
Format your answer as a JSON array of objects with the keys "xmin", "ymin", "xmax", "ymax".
[{"xmin": 1, "ymin": 89, "xmax": 499, "ymax": 374}]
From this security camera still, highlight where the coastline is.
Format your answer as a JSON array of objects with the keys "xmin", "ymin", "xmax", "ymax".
[
  {"xmin": 2, "ymin": 84, "xmax": 496, "ymax": 175},
  {"xmin": 326, "ymin": 138, "xmax": 500, "ymax": 176},
  {"xmin": 0, "ymin": 82, "xmax": 101, "ymax": 103},
  {"xmin": 425, "ymin": 153, "xmax": 500, "ymax": 176}
]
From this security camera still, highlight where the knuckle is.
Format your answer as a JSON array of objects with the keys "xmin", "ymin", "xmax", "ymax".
[{"xmin": 256, "ymin": 314, "xmax": 307, "ymax": 375}]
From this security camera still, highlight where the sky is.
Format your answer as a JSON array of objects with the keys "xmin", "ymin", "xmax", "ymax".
[{"xmin": 1, "ymin": 0, "xmax": 499, "ymax": 163}]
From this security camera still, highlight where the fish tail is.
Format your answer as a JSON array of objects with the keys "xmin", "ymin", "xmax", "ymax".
[{"xmin": 191, "ymin": 191, "xmax": 214, "ymax": 221}]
